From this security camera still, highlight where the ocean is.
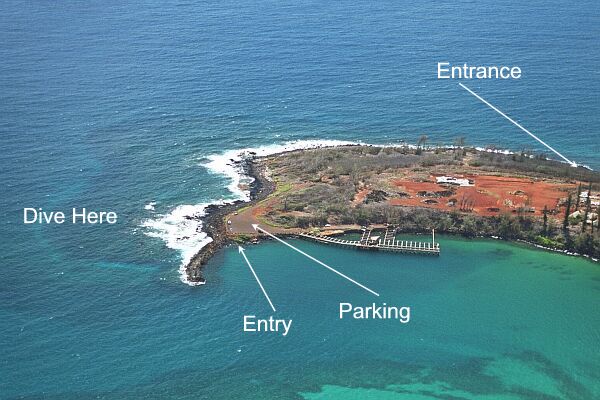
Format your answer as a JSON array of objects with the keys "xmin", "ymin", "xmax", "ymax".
[{"xmin": 1, "ymin": 1, "xmax": 599, "ymax": 398}]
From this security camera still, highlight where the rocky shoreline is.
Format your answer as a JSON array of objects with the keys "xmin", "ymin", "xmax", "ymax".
[
  {"xmin": 184, "ymin": 145, "xmax": 599, "ymax": 284},
  {"xmin": 184, "ymin": 157, "xmax": 275, "ymax": 284}
]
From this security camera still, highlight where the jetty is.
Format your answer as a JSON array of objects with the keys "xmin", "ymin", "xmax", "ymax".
[{"xmin": 299, "ymin": 227, "xmax": 440, "ymax": 256}]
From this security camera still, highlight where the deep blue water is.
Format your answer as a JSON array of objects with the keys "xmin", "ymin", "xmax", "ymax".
[{"xmin": 1, "ymin": 1, "xmax": 599, "ymax": 399}]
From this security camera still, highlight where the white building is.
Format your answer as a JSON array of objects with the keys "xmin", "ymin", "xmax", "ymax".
[
  {"xmin": 436, "ymin": 176, "xmax": 473, "ymax": 187},
  {"xmin": 580, "ymin": 191, "xmax": 600, "ymax": 207}
]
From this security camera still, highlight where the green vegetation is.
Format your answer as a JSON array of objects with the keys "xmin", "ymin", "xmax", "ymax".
[
  {"xmin": 258, "ymin": 145, "xmax": 600, "ymax": 258},
  {"xmin": 273, "ymin": 181, "xmax": 293, "ymax": 196},
  {"xmin": 470, "ymin": 149, "xmax": 600, "ymax": 185},
  {"xmin": 232, "ymin": 234, "xmax": 252, "ymax": 243},
  {"xmin": 535, "ymin": 235, "xmax": 564, "ymax": 249}
]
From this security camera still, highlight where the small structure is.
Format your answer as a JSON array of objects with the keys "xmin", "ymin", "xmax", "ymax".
[
  {"xmin": 436, "ymin": 176, "xmax": 473, "ymax": 187},
  {"xmin": 300, "ymin": 227, "xmax": 440, "ymax": 256},
  {"xmin": 580, "ymin": 191, "xmax": 600, "ymax": 207},
  {"xmin": 569, "ymin": 210, "xmax": 583, "ymax": 219}
]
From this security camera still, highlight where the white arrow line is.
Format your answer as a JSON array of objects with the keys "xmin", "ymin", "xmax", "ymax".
[
  {"xmin": 459, "ymin": 83, "xmax": 577, "ymax": 167},
  {"xmin": 252, "ymin": 224, "xmax": 379, "ymax": 297},
  {"xmin": 239, "ymin": 246, "xmax": 276, "ymax": 312}
]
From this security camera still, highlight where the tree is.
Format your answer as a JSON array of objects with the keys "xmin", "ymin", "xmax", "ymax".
[
  {"xmin": 582, "ymin": 183, "xmax": 592, "ymax": 232},
  {"xmin": 416, "ymin": 135, "xmax": 428, "ymax": 155},
  {"xmin": 563, "ymin": 194, "xmax": 572, "ymax": 231},
  {"xmin": 453, "ymin": 136, "xmax": 466, "ymax": 158},
  {"xmin": 574, "ymin": 232, "xmax": 594, "ymax": 255},
  {"xmin": 542, "ymin": 205, "xmax": 548, "ymax": 236},
  {"xmin": 455, "ymin": 136, "xmax": 465, "ymax": 146},
  {"xmin": 576, "ymin": 183, "xmax": 582, "ymax": 208},
  {"xmin": 460, "ymin": 215, "xmax": 478, "ymax": 237},
  {"xmin": 498, "ymin": 213, "xmax": 521, "ymax": 239},
  {"xmin": 592, "ymin": 206, "xmax": 600, "ymax": 235},
  {"xmin": 547, "ymin": 218, "xmax": 557, "ymax": 237}
]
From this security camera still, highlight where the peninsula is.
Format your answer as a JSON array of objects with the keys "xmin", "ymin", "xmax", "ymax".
[{"xmin": 186, "ymin": 145, "xmax": 600, "ymax": 283}]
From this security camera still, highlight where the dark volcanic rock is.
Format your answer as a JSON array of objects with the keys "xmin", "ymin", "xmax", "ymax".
[
  {"xmin": 184, "ymin": 159, "xmax": 275, "ymax": 285},
  {"xmin": 365, "ymin": 190, "xmax": 388, "ymax": 203}
]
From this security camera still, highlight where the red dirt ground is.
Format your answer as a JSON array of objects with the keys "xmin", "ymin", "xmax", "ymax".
[
  {"xmin": 390, "ymin": 174, "xmax": 575, "ymax": 217},
  {"xmin": 352, "ymin": 188, "xmax": 370, "ymax": 206},
  {"xmin": 227, "ymin": 173, "xmax": 577, "ymax": 235}
]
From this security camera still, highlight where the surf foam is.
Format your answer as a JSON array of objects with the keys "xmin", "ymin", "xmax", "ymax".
[
  {"xmin": 143, "ymin": 139, "xmax": 581, "ymax": 286},
  {"xmin": 143, "ymin": 139, "xmax": 359, "ymax": 286},
  {"xmin": 203, "ymin": 139, "xmax": 360, "ymax": 201},
  {"xmin": 141, "ymin": 203, "xmax": 214, "ymax": 286}
]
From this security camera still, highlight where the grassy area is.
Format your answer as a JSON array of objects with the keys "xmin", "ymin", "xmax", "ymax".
[
  {"xmin": 272, "ymin": 181, "xmax": 293, "ymax": 195},
  {"xmin": 251, "ymin": 145, "xmax": 600, "ymax": 258},
  {"xmin": 535, "ymin": 235, "xmax": 565, "ymax": 249},
  {"xmin": 231, "ymin": 234, "xmax": 253, "ymax": 243}
]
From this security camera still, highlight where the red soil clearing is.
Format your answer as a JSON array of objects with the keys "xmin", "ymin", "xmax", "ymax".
[
  {"xmin": 390, "ymin": 175, "xmax": 575, "ymax": 217},
  {"xmin": 353, "ymin": 188, "xmax": 370, "ymax": 205}
]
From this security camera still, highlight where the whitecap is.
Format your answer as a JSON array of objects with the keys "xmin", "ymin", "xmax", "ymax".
[
  {"xmin": 142, "ymin": 140, "xmax": 363, "ymax": 286},
  {"xmin": 141, "ymin": 139, "xmax": 381, "ymax": 286},
  {"xmin": 202, "ymin": 139, "xmax": 361, "ymax": 201},
  {"xmin": 141, "ymin": 203, "xmax": 216, "ymax": 286}
]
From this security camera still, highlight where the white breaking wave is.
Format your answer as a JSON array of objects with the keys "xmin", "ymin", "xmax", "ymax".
[
  {"xmin": 142, "ymin": 138, "xmax": 579, "ymax": 286},
  {"xmin": 141, "ymin": 203, "xmax": 216, "ymax": 286},
  {"xmin": 142, "ymin": 139, "xmax": 359, "ymax": 286},
  {"xmin": 203, "ymin": 139, "xmax": 360, "ymax": 201}
]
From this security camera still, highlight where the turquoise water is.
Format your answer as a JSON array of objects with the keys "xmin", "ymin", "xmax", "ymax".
[
  {"xmin": 3, "ymin": 237, "xmax": 599, "ymax": 398},
  {"xmin": 1, "ymin": 0, "xmax": 599, "ymax": 399}
]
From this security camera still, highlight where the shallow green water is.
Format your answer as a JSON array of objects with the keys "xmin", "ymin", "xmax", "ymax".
[
  {"xmin": 193, "ymin": 236, "xmax": 600, "ymax": 399},
  {"xmin": 2, "ymin": 1, "xmax": 599, "ymax": 397}
]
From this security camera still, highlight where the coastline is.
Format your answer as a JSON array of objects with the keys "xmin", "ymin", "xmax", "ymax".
[
  {"xmin": 183, "ymin": 144, "xmax": 599, "ymax": 284},
  {"xmin": 184, "ymin": 158, "xmax": 276, "ymax": 283}
]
